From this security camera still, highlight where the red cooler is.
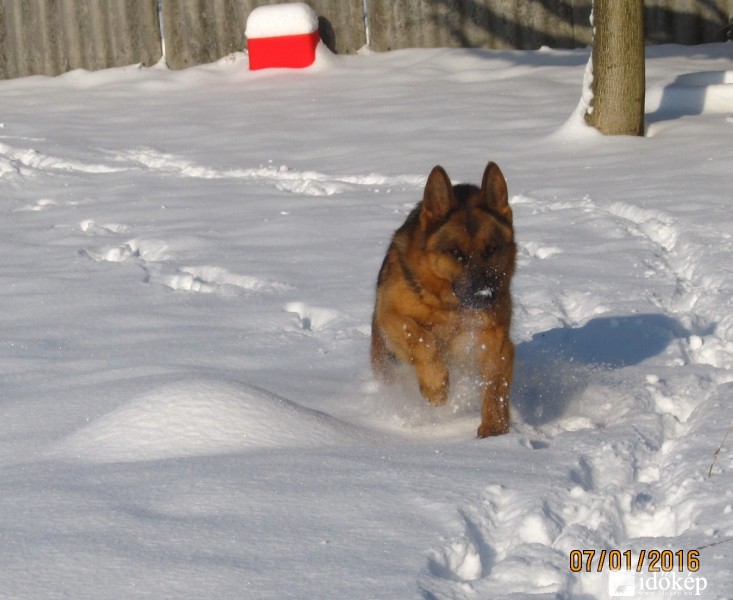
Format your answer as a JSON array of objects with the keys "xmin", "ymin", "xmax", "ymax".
[{"xmin": 246, "ymin": 3, "xmax": 320, "ymax": 71}]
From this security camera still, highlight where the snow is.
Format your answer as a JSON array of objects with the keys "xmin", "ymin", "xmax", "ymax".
[
  {"xmin": 1, "ymin": 42, "xmax": 732, "ymax": 599},
  {"xmin": 49, "ymin": 380, "xmax": 358, "ymax": 463},
  {"xmin": 245, "ymin": 2, "xmax": 318, "ymax": 38}
]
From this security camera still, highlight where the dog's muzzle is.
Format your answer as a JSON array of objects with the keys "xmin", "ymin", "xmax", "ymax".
[{"xmin": 453, "ymin": 273, "xmax": 501, "ymax": 309}]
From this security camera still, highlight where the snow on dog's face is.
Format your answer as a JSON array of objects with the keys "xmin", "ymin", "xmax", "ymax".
[{"xmin": 419, "ymin": 163, "xmax": 516, "ymax": 310}]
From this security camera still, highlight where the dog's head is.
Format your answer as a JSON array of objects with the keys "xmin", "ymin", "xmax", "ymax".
[{"xmin": 416, "ymin": 162, "xmax": 516, "ymax": 310}]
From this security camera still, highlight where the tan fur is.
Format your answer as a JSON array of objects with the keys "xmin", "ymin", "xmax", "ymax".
[{"xmin": 371, "ymin": 162, "xmax": 516, "ymax": 437}]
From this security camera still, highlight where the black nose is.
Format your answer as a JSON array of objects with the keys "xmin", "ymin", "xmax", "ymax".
[{"xmin": 453, "ymin": 274, "xmax": 500, "ymax": 309}]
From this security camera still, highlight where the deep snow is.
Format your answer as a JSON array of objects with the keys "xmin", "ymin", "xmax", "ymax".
[{"xmin": 0, "ymin": 41, "xmax": 732, "ymax": 599}]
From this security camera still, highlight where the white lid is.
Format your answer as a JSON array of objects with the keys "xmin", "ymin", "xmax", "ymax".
[{"xmin": 245, "ymin": 3, "xmax": 319, "ymax": 38}]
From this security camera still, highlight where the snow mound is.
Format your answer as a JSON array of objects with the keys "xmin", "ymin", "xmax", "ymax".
[
  {"xmin": 647, "ymin": 70, "xmax": 733, "ymax": 135},
  {"xmin": 51, "ymin": 380, "xmax": 355, "ymax": 463},
  {"xmin": 245, "ymin": 2, "xmax": 318, "ymax": 38},
  {"xmin": 647, "ymin": 70, "xmax": 733, "ymax": 116}
]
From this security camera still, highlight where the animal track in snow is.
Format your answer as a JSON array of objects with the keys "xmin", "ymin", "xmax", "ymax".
[
  {"xmin": 117, "ymin": 147, "xmax": 426, "ymax": 196},
  {"xmin": 78, "ymin": 219, "xmax": 130, "ymax": 235},
  {"xmin": 426, "ymin": 511, "xmax": 489, "ymax": 583},
  {"xmin": 520, "ymin": 240, "xmax": 563, "ymax": 261},
  {"xmin": 284, "ymin": 302, "xmax": 340, "ymax": 332},
  {"xmin": 13, "ymin": 198, "xmax": 58, "ymax": 212},
  {"xmin": 598, "ymin": 197, "xmax": 731, "ymax": 369},
  {"xmin": 420, "ymin": 485, "xmax": 570, "ymax": 597},
  {"xmin": 605, "ymin": 201, "xmax": 679, "ymax": 252},
  {"xmin": 164, "ymin": 266, "xmax": 293, "ymax": 295},
  {"xmin": 82, "ymin": 235, "xmax": 292, "ymax": 298},
  {"xmin": 0, "ymin": 141, "xmax": 125, "ymax": 175},
  {"xmin": 82, "ymin": 238, "xmax": 171, "ymax": 264},
  {"xmin": 3, "ymin": 141, "xmax": 425, "ymax": 197}
]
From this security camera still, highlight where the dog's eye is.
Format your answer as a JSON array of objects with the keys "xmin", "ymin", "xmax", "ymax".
[
  {"xmin": 449, "ymin": 248, "xmax": 468, "ymax": 263},
  {"xmin": 482, "ymin": 244, "xmax": 499, "ymax": 258}
]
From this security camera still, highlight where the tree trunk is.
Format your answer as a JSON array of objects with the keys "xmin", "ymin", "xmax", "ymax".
[{"xmin": 585, "ymin": 0, "xmax": 645, "ymax": 136}]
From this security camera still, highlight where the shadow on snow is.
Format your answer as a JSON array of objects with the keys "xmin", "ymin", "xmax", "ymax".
[
  {"xmin": 647, "ymin": 70, "xmax": 731, "ymax": 126},
  {"xmin": 513, "ymin": 313, "xmax": 692, "ymax": 426}
]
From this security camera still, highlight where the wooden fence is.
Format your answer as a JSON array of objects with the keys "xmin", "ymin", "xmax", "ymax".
[
  {"xmin": 0, "ymin": 0, "xmax": 161, "ymax": 79},
  {"xmin": 1, "ymin": 0, "xmax": 731, "ymax": 79}
]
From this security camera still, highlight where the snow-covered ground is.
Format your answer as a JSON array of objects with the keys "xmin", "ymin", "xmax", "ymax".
[{"xmin": 1, "ymin": 41, "xmax": 732, "ymax": 599}]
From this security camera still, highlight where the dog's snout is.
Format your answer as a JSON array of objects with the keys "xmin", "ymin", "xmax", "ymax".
[{"xmin": 453, "ymin": 270, "xmax": 501, "ymax": 309}]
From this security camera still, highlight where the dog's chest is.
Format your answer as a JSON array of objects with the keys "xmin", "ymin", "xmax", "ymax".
[{"xmin": 432, "ymin": 312, "xmax": 488, "ymax": 359}]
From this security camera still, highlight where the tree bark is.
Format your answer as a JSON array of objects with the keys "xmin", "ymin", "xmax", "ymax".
[{"xmin": 585, "ymin": 0, "xmax": 645, "ymax": 136}]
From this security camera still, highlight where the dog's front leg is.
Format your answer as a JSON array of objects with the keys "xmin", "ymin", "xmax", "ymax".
[
  {"xmin": 475, "ymin": 331, "xmax": 514, "ymax": 437},
  {"xmin": 381, "ymin": 316, "xmax": 449, "ymax": 406}
]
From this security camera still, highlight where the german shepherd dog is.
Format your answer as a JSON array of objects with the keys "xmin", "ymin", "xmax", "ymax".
[{"xmin": 371, "ymin": 162, "xmax": 515, "ymax": 437}]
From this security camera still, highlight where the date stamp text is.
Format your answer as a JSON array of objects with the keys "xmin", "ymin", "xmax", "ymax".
[{"xmin": 569, "ymin": 549, "xmax": 700, "ymax": 573}]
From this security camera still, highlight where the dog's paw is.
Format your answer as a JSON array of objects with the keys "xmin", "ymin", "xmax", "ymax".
[
  {"xmin": 419, "ymin": 377, "xmax": 449, "ymax": 407},
  {"xmin": 477, "ymin": 421, "xmax": 510, "ymax": 438}
]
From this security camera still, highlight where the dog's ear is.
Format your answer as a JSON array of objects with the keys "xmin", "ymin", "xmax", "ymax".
[
  {"xmin": 421, "ymin": 166, "xmax": 456, "ymax": 227},
  {"xmin": 480, "ymin": 162, "xmax": 512, "ymax": 224}
]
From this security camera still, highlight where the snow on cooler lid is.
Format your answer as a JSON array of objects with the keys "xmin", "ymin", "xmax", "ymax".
[{"xmin": 245, "ymin": 2, "xmax": 319, "ymax": 39}]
